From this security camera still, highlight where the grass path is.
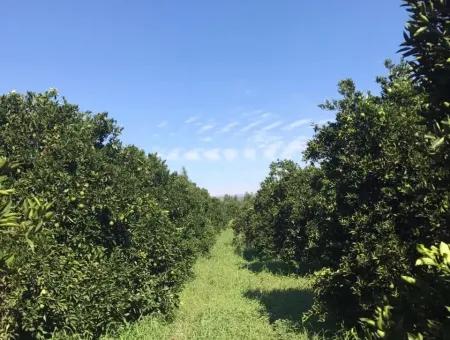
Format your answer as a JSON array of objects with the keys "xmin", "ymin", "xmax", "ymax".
[{"xmin": 114, "ymin": 229, "xmax": 318, "ymax": 340}]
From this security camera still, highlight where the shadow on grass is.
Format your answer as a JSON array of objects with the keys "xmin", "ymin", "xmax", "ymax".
[
  {"xmin": 241, "ymin": 247, "xmax": 260, "ymax": 261},
  {"xmin": 239, "ymin": 248, "xmax": 297, "ymax": 276},
  {"xmin": 245, "ymin": 288, "xmax": 342, "ymax": 336},
  {"xmin": 243, "ymin": 259, "xmax": 298, "ymax": 276},
  {"xmin": 244, "ymin": 288, "xmax": 314, "ymax": 324}
]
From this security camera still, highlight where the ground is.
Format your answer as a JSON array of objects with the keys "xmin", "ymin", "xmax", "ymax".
[{"xmin": 111, "ymin": 229, "xmax": 321, "ymax": 340}]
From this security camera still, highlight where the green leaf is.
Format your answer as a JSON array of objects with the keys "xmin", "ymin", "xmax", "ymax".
[
  {"xmin": 413, "ymin": 26, "xmax": 427, "ymax": 37},
  {"xmin": 416, "ymin": 257, "xmax": 435, "ymax": 266},
  {"xmin": 26, "ymin": 237, "xmax": 35, "ymax": 252},
  {"xmin": 419, "ymin": 14, "xmax": 429, "ymax": 23},
  {"xmin": 431, "ymin": 137, "xmax": 445, "ymax": 149},
  {"xmin": 439, "ymin": 242, "xmax": 450, "ymax": 257},
  {"xmin": 5, "ymin": 255, "xmax": 15, "ymax": 268},
  {"xmin": 360, "ymin": 317, "xmax": 376, "ymax": 327},
  {"xmin": 401, "ymin": 275, "xmax": 417, "ymax": 285}
]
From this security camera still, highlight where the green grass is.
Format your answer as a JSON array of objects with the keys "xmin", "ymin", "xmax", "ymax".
[{"xmin": 110, "ymin": 229, "xmax": 322, "ymax": 340}]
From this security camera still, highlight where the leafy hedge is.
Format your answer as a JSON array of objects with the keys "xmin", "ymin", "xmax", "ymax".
[
  {"xmin": 234, "ymin": 1, "xmax": 449, "ymax": 338},
  {"xmin": 0, "ymin": 91, "xmax": 228, "ymax": 338}
]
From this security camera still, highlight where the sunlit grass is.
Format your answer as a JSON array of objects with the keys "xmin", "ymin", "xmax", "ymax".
[{"xmin": 106, "ymin": 229, "xmax": 324, "ymax": 340}]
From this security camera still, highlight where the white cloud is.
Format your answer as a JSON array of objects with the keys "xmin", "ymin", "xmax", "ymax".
[
  {"xmin": 184, "ymin": 149, "xmax": 201, "ymax": 161},
  {"xmin": 280, "ymin": 137, "xmax": 308, "ymax": 159},
  {"xmin": 248, "ymin": 130, "xmax": 283, "ymax": 148},
  {"xmin": 198, "ymin": 123, "xmax": 215, "ymax": 133},
  {"xmin": 200, "ymin": 136, "xmax": 213, "ymax": 143},
  {"xmin": 166, "ymin": 148, "xmax": 181, "ymax": 161},
  {"xmin": 243, "ymin": 148, "xmax": 256, "ymax": 160},
  {"xmin": 203, "ymin": 148, "xmax": 221, "ymax": 161},
  {"xmin": 185, "ymin": 116, "xmax": 199, "ymax": 124},
  {"xmin": 240, "ymin": 119, "xmax": 265, "ymax": 132},
  {"xmin": 223, "ymin": 148, "xmax": 238, "ymax": 161},
  {"xmin": 157, "ymin": 120, "xmax": 168, "ymax": 128},
  {"xmin": 261, "ymin": 120, "xmax": 283, "ymax": 132},
  {"xmin": 283, "ymin": 119, "xmax": 312, "ymax": 130},
  {"xmin": 220, "ymin": 122, "xmax": 239, "ymax": 133},
  {"xmin": 263, "ymin": 141, "xmax": 283, "ymax": 159}
]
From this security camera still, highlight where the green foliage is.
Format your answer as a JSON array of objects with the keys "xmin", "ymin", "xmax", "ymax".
[
  {"xmin": 401, "ymin": 0, "xmax": 450, "ymax": 222},
  {"xmin": 401, "ymin": 0, "xmax": 450, "ymax": 123},
  {"xmin": 234, "ymin": 1, "xmax": 450, "ymax": 337},
  {"xmin": 235, "ymin": 61, "xmax": 449, "ymax": 332},
  {"xmin": 0, "ymin": 91, "xmax": 226, "ymax": 338},
  {"xmin": 361, "ymin": 242, "xmax": 450, "ymax": 339},
  {"xmin": 304, "ymin": 63, "xmax": 446, "ymax": 324},
  {"xmin": 0, "ymin": 158, "xmax": 54, "ymax": 338},
  {"xmin": 233, "ymin": 161, "xmax": 334, "ymax": 270}
]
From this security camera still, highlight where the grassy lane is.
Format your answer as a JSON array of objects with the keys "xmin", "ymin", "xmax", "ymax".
[{"xmin": 113, "ymin": 229, "xmax": 319, "ymax": 340}]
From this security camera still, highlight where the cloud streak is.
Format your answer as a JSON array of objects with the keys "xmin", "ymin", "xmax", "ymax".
[
  {"xmin": 157, "ymin": 120, "xmax": 168, "ymax": 128},
  {"xmin": 200, "ymin": 136, "xmax": 213, "ymax": 143},
  {"xmin": 184, "ymin": 149, "xmax": 201, "ymax": 161},
  {"xmin": 198, "ymin": 123, "xmax": 215, "ymax": 134},
  {"xmin": 220, "ymin": 121, "xmax": 239, "ymax": 133},
  {"xmin": 280, "ymin": 137, "xmax": 308, "ymax": 159},
  {"xmin": 283, "ymin": 119, "xmax": 312, "ymax": 130},
  {"xmin": 223, "ymin": 148, "xmax": 238, "ymax": 161},
  {"xmin": 185, "ymin": 116, "xmax": 199, "ymax": 124},
  {"xmin": 263, "ymin": 141, "xmax": 283, "ymax": 159},
  {"xmin": 240, "ymin": 119, "xmax": 265, "ymax": 133},
  {"xmin": 203, "ymin": 148, "xmax": 221, "ymax": 161},
  {"xmin": 166, "ymin": 148, "xmax": 181, "ymax": 161},
  {"xmin": 243, "ymin": 148, "xmax": 256, "ymax": 160},
  {"xmin": 261, "ymin": 120, "xmax": 283, "ymax": 132}
]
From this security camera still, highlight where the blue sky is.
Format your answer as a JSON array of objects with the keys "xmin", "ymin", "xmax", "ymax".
[{"xmin": 2, "ymin": 1, "xmax": 407, "ymax": 196}]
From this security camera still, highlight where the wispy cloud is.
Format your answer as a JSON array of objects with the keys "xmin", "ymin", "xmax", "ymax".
[
  {"xmin": 157, "ymin": 120, "xmax": 168, "ymax": 128},
  {"xmin": 280, "ymin": 137, "xmax": 308, "ymax": 159},
  {"xmin": 166, "ymin": 148, "xmax": 181, "ymax": 161},
  {"xmin": 220, "ymin": 121, "xmax": 239, "ymax": 133},
  {"xmin": 240, "ymin": 119, "xmax": 265, "ymax": 133},
  {"xmin": 203, "ymin": 148, "xmax": 221, "ymax": 161},
  {"xmin": 185, "ymin": 116, "xmax": 199, "ymax": 124},
  {"xmin": 223, "ymin": 148, "xmax": 238, "ymax": 161},
  {"xmin": 243, "ymin": 148, "xmax": 256, "ymax": 160},
  {"xmin": 263, "ymin": 141, "xmax": 283, "ymax": 159},
  {"xmin": 200, "ymin": 136, "xmax": 213, "ymax": 143},
  {"xmin": 184, "ymin": 149, "xmax": 201, "ymax": 161},
  {"xmin": 198, "ymin": 123, "xmax": 215, "ymax": 134},
  {"xmin": 248, "ymin": 129, "xmax": 283, "ymax": 148},
  {"xmin": 283, "ymin": 119, "xmax": 312, "ymax": 131},
  {"xmin": 261, "ymin": 120, "xmax": 283, "ymax": 132}
]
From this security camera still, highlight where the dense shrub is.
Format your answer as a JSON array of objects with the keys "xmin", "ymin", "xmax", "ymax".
[
  {"xmin": 304, "ymin": 63, "xmax": 448, "ymax": 323},
  {"xmin": 234, "ymin": 0, "xmax": 449, "ymax": 335},
  {"xmin": 359, "ymin": 1, "xmax": 450, "ymax": 337},
  {"xmin": 233, "ymin": 161, "xmax": 336, "ymax": 270},
  {"xmin": 235, "ymin": 62, "xmax": 448, "ymax": 332},
  {"xmin": 362, "ymin": 241, "xmax": 450, "ymax": 339},
  {"xmin": 0, "ymin": 91, "xmax": 226, "ymax": 338}
]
